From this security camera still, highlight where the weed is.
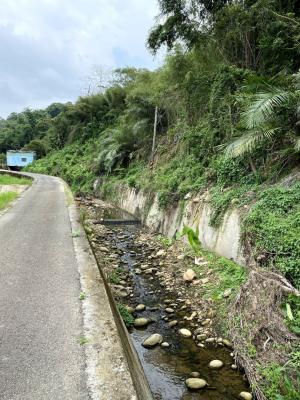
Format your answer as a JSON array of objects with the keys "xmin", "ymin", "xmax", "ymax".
[
  {"xmin": 71, "ymin": 230, "xmax": 81, "ymax": 238},
  {"xmin": 78, "ymin": 336, "xmax": 89, "ymax": 346},
  {"xmin": 108, "ymin": 270, "xmax": 121, "ymax": 285},
  {"xmin": 79, "ymin": 292, "xmax": 86, "ymax": 300},
  {"xmin": 0, "ymin": 192, "xmax": 18, "ymax": 210},
  {"xmin": 157, "ymin": 235, "xmax": 173, "ymax": 248},
  {"xmin": 117, "ymin": 303, "xmax": 134, "ymax": 327}
]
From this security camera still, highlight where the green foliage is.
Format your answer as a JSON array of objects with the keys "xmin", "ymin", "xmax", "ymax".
[
  {"xmin": 0, "ymin": 192, "xmax": 18, "ymax": 209},
  {"xmin": 284, "ymin": 294, "xmax": 300, "ymax": 335},
  {"xmin": 194, "ymin": 250, "xmax": 247, "ymax": 301},
  {"xmin": 260, "ymin": 359, "xmax": 300, "ymax": 400},
  {"xmin": 243, "ymin": 183, "xmax": 300, "ymax": 288},
  {"xmin": 117, "ymin": 303, "xmax": 134, "ymax": 328},
  {"xmin": 181, "ymin": 225, "xmax": 201, "ymax": 254},
  {"xmin": 108, "ymin": 269, "xmax": 122, "ymax": 285}
]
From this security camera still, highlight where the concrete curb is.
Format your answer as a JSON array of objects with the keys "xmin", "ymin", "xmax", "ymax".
[{"xmin": 65, "ymin": 184, "xmax": 153, "ymax": 400}]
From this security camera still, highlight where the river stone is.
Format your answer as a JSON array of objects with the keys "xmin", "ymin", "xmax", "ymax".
[
  {"xmin": 156, "ymin": 249, "xmax": 166, "ymax": 257},
  {"xmin": 185, "ymin": 378, "xmax": 207, "ymax": 390},
  {"xmin": 239, "ymin": 392, "xmax": 252, "ymax": 400},
  {"xmin": 168, "ymin": 320, "xmax": 178, "ymax": 328},
  {"xmin": 209, "ymin": 360, "xmax": 224, "ymax": 369},
  {"xmin": 135, "ymin": 304, "xmax": 146, "ymax": 312},
  {"xmin": 161, "ymin": 342, "xmax": 170, "ymax": 348},
  {"xmin": 190, "ymin": 372, "xmax": 200, "ymax": 378},
  {"xmin": 126, "ymin": 306, "xmax": 135, "ymax": 314},
  {"xmin": 165, "ymin": 308, "xmax": 174, "ymax": 314},
  {"xmin": 222, "ymin": 339, "xmax": 233, "ymax": 348},
  {"xmin": 142, "ymin": 334, "xmax": 163, "ymax": 348},
  {"xmin": 197, "ymin": 334, "xmax": 207, "ymax": 341},
  {"xmin": 231, "ymin": 364, "xmax": 238, "ymax": 370},
  {"xmin": 223, "ymin": 288, "xmax": 232, "ymax": 298},
  {"xmin": 134, "ymin": 318, "xmax": 150, "ymax": 328},
  {"xmin": 183, "ymin": 269, "xmax": 196, "ymax": 282},
  {"xmin": 179, "ymin": 328, "xmax": 192, "ymax": 338},
  {"xmin": 99, "ymin": 246, "xmax": 109, "ymax": 252}
]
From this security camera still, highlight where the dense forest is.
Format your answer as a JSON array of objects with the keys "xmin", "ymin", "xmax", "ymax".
[{"xmin": 0, "ymin": 1, "xmax": 299, "ymax": 398}]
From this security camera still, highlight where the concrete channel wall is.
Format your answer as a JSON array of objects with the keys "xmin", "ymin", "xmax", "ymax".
[{"xmin": 100, "ymin": 184, "xmax": 247, "ymax": 266}]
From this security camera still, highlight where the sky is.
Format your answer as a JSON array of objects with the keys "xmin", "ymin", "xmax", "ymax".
[{"xmin": 0, "ymin": 0, "xmax": 160, "ymax": 118}]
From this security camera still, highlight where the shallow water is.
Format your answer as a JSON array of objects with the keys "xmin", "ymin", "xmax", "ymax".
[{"xmin": 93, "ymin": 205, "xmax": 250, "ymax": 400}]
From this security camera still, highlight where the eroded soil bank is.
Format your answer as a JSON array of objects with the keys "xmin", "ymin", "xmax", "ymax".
[{"xmin": 78, "ymin": 196, "xmax": 252, "ymax": 400}]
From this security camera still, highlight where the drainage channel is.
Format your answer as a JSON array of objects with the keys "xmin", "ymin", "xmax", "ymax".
[{"xmin": 79, "ymin": 198, "xmax": 251, "ymax": 400}]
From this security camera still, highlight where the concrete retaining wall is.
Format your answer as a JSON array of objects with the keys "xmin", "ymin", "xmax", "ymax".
[{"xmin": 101, "ymin": 184, "xmax": 246, "ymax": 265}]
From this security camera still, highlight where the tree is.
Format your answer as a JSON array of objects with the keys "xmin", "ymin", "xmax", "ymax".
[{"xmin": 226, "ymin": 73, "xmax": 300, "ymax": 158}]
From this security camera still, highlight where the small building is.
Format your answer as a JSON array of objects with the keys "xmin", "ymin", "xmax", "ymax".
[{"xmin": 6, "ymin": 150, "xmax": 36, "ymax": 168}]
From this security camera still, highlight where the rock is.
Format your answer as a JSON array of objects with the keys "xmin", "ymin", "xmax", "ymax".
[
  {"xmin": 179, "ymin": 328, "xmax": 192, "ymax": 338},
  {"xmin": 201, "ymin": 277, "xmax": 209, "ymax": 284},
  {"xmin": 135, "ymin": 268, "xmax": 142, "ymax": 275},
  {"xmin": 194, "ymin": 256, "xmax": 204, "ymax": 265},
  {"xmin": 205, "ymin": 338, "xmax": 215, "ymax": 343},
  {"xmin": 161, "ymin": 342, "xmax": 170, "ymax": 348},
  {"xmin": 184, "ymin": 192, "xmax": 192, "ymax": 200},
  {"xmin": 177, "ymin": 254, "xmax": 185, "ymax": 260},
  {"xmin": 231, "ymin": 364, "xmax": 238, "ymax": 370},
  {"xmin": 99, "ymin": 246, "xmax": 109, "ymax": 252},
  {"xmin": 168, "ymin": 320, "xmax": 178, "ymax": 328},
  {"xmin": 190, "ymin": 372, "xmax": 200, "ymax": 378},
  {"xmin": 196, "ymin": 334, "xmax": 207, "ymax": 341},
  {"xmin": 148, "ymin": 307, "xmax": 158, "ymax": 311},
  {"xmin": 193, "ymin": 197, "xmax": 200, "ymax": 203},
  {"xmin": 183, "ymin": 269, "xmax": 196, "ymax": 282},
  {"xmin": 239, "ymin": 393, "xmax": 252, "ymax": 400},
  {"xmin": 142, "ymin": 334, "xmax": 163, "ymax": 348},
  {"xmin": 165, "ymin": 308, "xmax": 174, "ymax": 314},
  {"xmin": 223, "ymin": 288, "xmax": 232, "ymax": 298},
  {"xmin": 187, "ymin": 311, "xmax": 197, "ymax": 321},
  {"xmin": 185, "ymin": 378, "xmax": 207, "ymax": 390},
  {"xmin": 201, "ymin": 319, "xmax": 211, "ymax": 326},
  {"xmin": 222, "ymin": 339, "xmax": 233, "ymax": 348},
  {"xmin": 156, "ymin": 249, "xmax": 166, "ymax": 257},
  {"xmin": 134, "ymin": 318, "xmax": 150, "ymax": 328},
  {"xmin": 209, "ymin": 360, "xmax": 224, "ymax": 369},
  {"xmin": 135, "ymin": 304, "xmax": 146, "ymax": 312}
]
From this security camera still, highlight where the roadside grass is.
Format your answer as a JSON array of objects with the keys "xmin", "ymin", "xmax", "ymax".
[
  {"xmin": 78, "ymin": 335, "xmax": 89, "ymax": 346},
  {"xmin": 0, "ymin": 174, "xmax": 31, "ymax": 185},
  {"xmin": 0, "ymin": 192, "xmax": 18, "ymax": 210}
]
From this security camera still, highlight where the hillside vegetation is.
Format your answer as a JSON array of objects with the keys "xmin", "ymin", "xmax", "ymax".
[{"xmin": 0, "ymin": 1, "xmax": 299, "ymax": 397}]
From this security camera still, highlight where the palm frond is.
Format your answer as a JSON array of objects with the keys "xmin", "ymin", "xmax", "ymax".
[
  {"xmin": 242, "ymin": 90, "xmax": 290, "ymax": 129},
  {"xmin": 225, "ymin": 128, "xmax": 279, "ymax": 158}
]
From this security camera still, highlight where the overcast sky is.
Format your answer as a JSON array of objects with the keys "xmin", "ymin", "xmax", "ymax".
[{"xmin": 0, "ymin": 0, "xmax": 160, "ymax": 118}]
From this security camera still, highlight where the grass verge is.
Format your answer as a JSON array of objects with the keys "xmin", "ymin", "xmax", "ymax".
[
  {"xmin": 0, "ymin": 174, "xmax": 31, "ymax": 185},
  {"xmin": 0, "ymin": 192, "xmax": 18, "ymax": 210}
]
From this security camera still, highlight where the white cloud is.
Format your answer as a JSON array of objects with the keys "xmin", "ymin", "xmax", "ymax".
[{"xmin": 0, "ymin": 0, "xmax": 160, "ymax": 117}]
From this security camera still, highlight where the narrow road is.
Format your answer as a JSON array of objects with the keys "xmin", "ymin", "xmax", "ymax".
[{"xmin": 0, "ymin": 174, "xmax": 89, "ymax": 400}]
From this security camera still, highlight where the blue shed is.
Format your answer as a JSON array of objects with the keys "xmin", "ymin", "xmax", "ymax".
[{"xmin": 6, "ymin": 150, "xmax": 36, "ymax": 168}]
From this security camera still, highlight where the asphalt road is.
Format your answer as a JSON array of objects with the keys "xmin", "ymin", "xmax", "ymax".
[{"xmin": 0, "ymin": 174, "xmax": 89, "ymax": 400}]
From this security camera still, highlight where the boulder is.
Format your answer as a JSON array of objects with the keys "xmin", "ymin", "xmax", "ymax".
[
  {"xmin": 183, "ymin": 269, "xmax": 196, "ymax": 282},
  {"xmin": 185, "ymin": 378, "xmax": 207, "ymax": 390},
  {"xmin": 142, "ymin": 334, "xmax": 163, "ymax": 348}
]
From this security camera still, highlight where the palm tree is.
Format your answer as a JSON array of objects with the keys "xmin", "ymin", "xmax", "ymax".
[{"xmin": 225, "ymin": 73, "xmax": 300, "ymax": 158}]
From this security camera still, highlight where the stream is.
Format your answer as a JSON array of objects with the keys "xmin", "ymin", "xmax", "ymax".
[{"xmin": 81, "ymin": 199, "xmax": 251, "ymax": 400}]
